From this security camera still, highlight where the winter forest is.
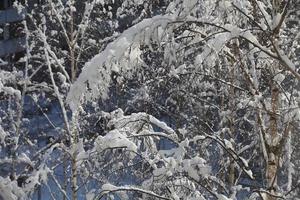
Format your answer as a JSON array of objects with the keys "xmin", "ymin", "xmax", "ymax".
[{"xmin": 0, "ymin": 0, "xmax": 299, "ymax": 199}]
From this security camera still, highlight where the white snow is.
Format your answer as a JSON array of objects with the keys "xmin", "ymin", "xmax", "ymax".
[
  {"xmin": 86, "ymin": 189, "xmax": 96, "ymax": 200},
  {"xmin": 72, "ymin": 139, "xmax": 88, "ymax": 163},
  {"xmin": 224, "ymin": 139, "xmax": 234, "ymax": 150},
  {"xmin": 279, "ymin": 52, "xmax": 296, "ymax": 71},
  {"xmin": 272, "ymin": 13, "xmax": 282, "ymax": 30},
  {"xmin": 101, "ymin": 184, "xmax": 171, "ymax": 199},
  {"xmin": 195, "ymin": 31, "xmax": 232, "ymax": 66},
  {"xmin": 240, "ymin": 157, "xmax": 249, "ymax": 168},
  {"xmin": 149, "ymin": 115, "xmax": 176, "ymax": 135},
  {"xmin": 239, "ymin": 30, "xmax": 276, "ymax": 58},
  {"xmin": 102, "ymin": 183, "xmax": 118, "ymax": 191},
  {"xmin": 67, "ymin": 15, "xmax": 174, "ymax": 113},
  {"xmin": 0, "ymin": 177, "xmax": 26, "ymax": 200},
  {"xmin": 88, "ymin": 38, "xmax": 96, "ymax": 45},
  {"xmin": 183, "ymin": 156, "xmax": 211, "ymax": 181},
  {"xmin": 224, "ymin": 24, "xmax": 240, "ymax": 38},
  {"xmin": 0, "ymin": 125, "xmax": 7, "ymax": 144},
  {"xmin": 256, "ymin": 1, "xmax": 272, "ymax": 28},
  {"xmin": 217, "ymin": 194, "xmax": 232, "ymax": 200},
  {"xmin": 0, "ymin": 86, "xmax": 21, "ymax": 99},
  {"xmin": 192, "ymin": 135, "xmax": 206, "ymax": 142},
  {"xmin": 244, "ymin": 169, "xmax": 254, "ymax": 179},
  {"xmin": 93, "ymin": 130, "xmax": 138, "ymax": 152},
  {"xmin": 274, "ymin": 73, "xmax": 285, "ymax": 83}
]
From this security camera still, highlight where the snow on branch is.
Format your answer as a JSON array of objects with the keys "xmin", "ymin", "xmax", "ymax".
[
  {"xmin": 93, "ymin": 129, "xmax": 138, "ymax": 153},
  {"xmin": 0, "ymin": 177, "xmax": 24, "ymax": 200},
  {"xmin": 67, "ymin": 15, "xmax": 174, "ymax": 113},
  {"xmin": 99, "ymin": 183, "xmax": 172, "ymax": 200},
  {"xmin": 107, "ymin": 109, "xmax": 179, "ymax": 142},
  {"xmin": 67, "ymin": 8, "xmax": 299, "ymax": 113}
]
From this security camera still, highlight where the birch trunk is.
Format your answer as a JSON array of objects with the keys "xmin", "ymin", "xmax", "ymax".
[
  {"xmin": 69, "ymin": 1, "xmax": 78, "ymax": 199},
  {"xmin": 265, "ymin": 85, "xmax": 280, "ymax": 200},
  {"xmin": 264, "ymin": 1, "xmax": 284, "ymax": 199}
]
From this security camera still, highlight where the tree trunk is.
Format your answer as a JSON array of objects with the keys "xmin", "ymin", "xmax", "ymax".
[
  {"xmin": 70, "ymin": 0, "xmax": 77, "ymax": 83},
  {"xmin": 228, "ymin": 53, "xmax": 236, "ymax": 189},
  {"xmin": 69, "ymin": 2, "xmax": 78, "ymax": 199},
  {"xmin": 265, "ymin": 84, "xmax": 280, "ymax": 200},
  {"xmin": 71, "ymin": 152, "xmax": 77, "ymax": 200}
]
